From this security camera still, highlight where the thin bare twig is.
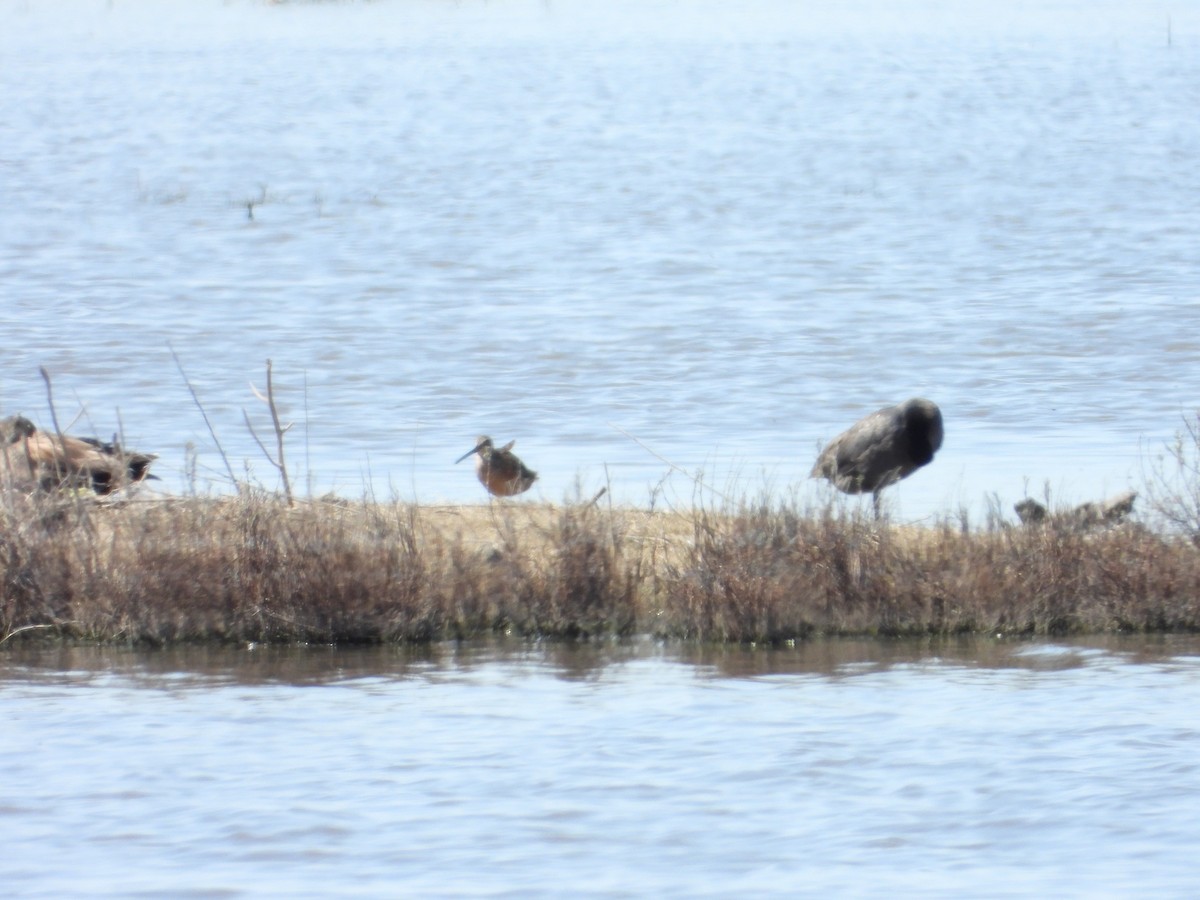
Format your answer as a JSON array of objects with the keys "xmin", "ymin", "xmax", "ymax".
[
  {"xmin": 0, "ymin": 622, "xmax": 72, "ymax": 645},
  {"xmin": 303, "ymin": 369, "xmax": 312, "ymax": 498},
  {"xmin": 38, "ymin": 367, "xmax": 88, "ymax": 508},
  {"xmin": 39, "ymin": 367, "xmax": 65, "ymax": 443},
  {"xmin": 169, "ymin": 344, "xmax": 239, "ymax": 489},
  {"xmin": 609, "ymin": 422, "xmax": 732, "ymax": 504},
  {"xmin": 1141, "ymin": 412, "xmax": 1200, "ymax": 541},
  {"xmin": 246, "ymin": 359, "xmax": 294, "ymax": 506}
]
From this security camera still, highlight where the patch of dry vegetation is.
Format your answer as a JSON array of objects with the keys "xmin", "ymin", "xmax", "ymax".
[
  {"xmin": 662, "ymin": 503, "xmax": 1200, "ymax": 641},
  {"xmin": 2, "ymin": 486, "xmax": 1200, "ymax": 646},
  {"xmin": 0, "ymin": 490, "xmax": 676, "ymax": 645}
]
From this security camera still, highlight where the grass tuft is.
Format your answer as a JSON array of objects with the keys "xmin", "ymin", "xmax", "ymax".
[{"xmin": 2, "ymin": 484, "xmax": 1200, "ymax": 647}]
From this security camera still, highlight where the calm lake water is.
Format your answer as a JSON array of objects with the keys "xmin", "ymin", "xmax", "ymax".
[
  {"xmin": 3, "ymin": 6, "xmax": 1200, "ymax": 893},
  {"xmin": 2, "ymin": 0, "xmax": 1199, "ymax": 519},
  {"xmin": 3, "ymin": 638, "xmax": 1200, "ymax": 898}
]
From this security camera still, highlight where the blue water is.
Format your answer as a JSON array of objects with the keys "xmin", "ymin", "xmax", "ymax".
[
  {"xmin": 4, "ymin": 5, "xmax": 1200, "ymax": 895},
  {"xmin": 3, "ymin": 638, "xmax": 1200, "ymax": 898},
  {"xmin": 2, "ymin": 0, "xmax": 1198, "ymax": 519}
]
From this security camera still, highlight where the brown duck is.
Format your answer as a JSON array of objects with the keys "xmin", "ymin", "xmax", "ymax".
[{"xmin": 1, "ymin": 414, "xmax": 157, "ymax": 495}]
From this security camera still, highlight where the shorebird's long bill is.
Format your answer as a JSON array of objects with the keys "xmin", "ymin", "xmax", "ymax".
[{"xmin": 455, "ymin": 442, "xmax": 487, "ymax": 464}]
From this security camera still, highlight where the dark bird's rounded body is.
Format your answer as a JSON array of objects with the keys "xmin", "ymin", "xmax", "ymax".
[
  {"xmin": 455, "ymin": 435, "xmax": 537, "ymax": 498},
  {"xmin": 811, "ymin": 398, "xmax": 943, "ymax": 500}
]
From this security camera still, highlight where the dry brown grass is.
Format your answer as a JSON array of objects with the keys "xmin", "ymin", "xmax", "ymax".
[
  {"xmin": 662, "ymin": 503, "xmax": 1200, "ymax": 641},
  {"xmin": 2, "ymin": 488, "xmax": 1199, "ymax": 646}
]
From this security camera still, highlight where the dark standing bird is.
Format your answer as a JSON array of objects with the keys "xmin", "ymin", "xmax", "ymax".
[
  {"xmin": 811, "ymin": 398, "xmax": 943, "ymax": 515},
  {"xmin": 455, "ymin": 435, "xmax": 538, "ymax": 498},
  {"xmin": 1, "ymin": 414, "xmax": 157, "ymax": 495}
]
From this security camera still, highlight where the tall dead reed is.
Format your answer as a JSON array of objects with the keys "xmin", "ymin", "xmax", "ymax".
[
  {"xmin": 657, "ymin": 501, "xmax": 1200, "ymax": 642},
  {"xmin": 4, "ymin": 485, "xmax": 1199, "ymax": 647},
  {"xmin": 0, "ymin": 489, "xmax": 646, "ymax": 646},
  {"xmin": 1143, "ymin": 410, "xmax": 1200, "ymax": 543}
]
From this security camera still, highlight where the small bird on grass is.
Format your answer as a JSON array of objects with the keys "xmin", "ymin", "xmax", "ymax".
[{"xmin": 455, "ymin": 435, "xmax": 537, "ymax": 498}]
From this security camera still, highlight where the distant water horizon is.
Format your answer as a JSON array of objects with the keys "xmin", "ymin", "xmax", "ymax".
[{"xmin": 2, "ymin": 0, "xmax": 1197, "ymax": 523}]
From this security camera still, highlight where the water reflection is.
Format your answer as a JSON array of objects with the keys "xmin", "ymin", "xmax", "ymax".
[
  {"xmin": 680, "ymin": 633, "xmax": 1200, "ymax": 678},
  {"xmin": 5, "ymin": 635, "xmax": 1199, "ymax": 898},
  {"xmin": 4, "ymin": 634, "xmax": 1199, "ymax": 687}
]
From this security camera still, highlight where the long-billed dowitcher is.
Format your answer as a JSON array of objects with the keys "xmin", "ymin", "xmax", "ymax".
[
  {"xmin": 811, "ymin": 398, "xmax": 943, "ymax": 514},
  {"xmin": 455, "ymin": 435, "xmax": 537, "ymax": 497},
  {"xmin": 1, "ymin": 414, "xmax": 157, "ymax": 495}
]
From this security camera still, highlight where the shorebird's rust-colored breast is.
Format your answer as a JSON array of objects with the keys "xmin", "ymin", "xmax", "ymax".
[
  {"xmin": 477, "ymin": 448, "xmax": 537, "ymax": 497},
  {"xmin": 475, "ymin": 446, "xmax": 537, "ymax": 501},
  {"xmin": 456, "ymin": 435, "xmax": 538, "ymax": 498}
]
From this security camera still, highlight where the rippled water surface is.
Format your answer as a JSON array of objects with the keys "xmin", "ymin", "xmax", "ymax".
[
  {"xmin": 2, "ymin": 0, "xmax": 1199, "ymax": 518},
  {"xmin": 3, "ymin": 638, "xmax": 1200, "ymax": 897},
  {"xmin": 4, "ymin": 6, "xmax": 1200, "ymax": 894}
]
